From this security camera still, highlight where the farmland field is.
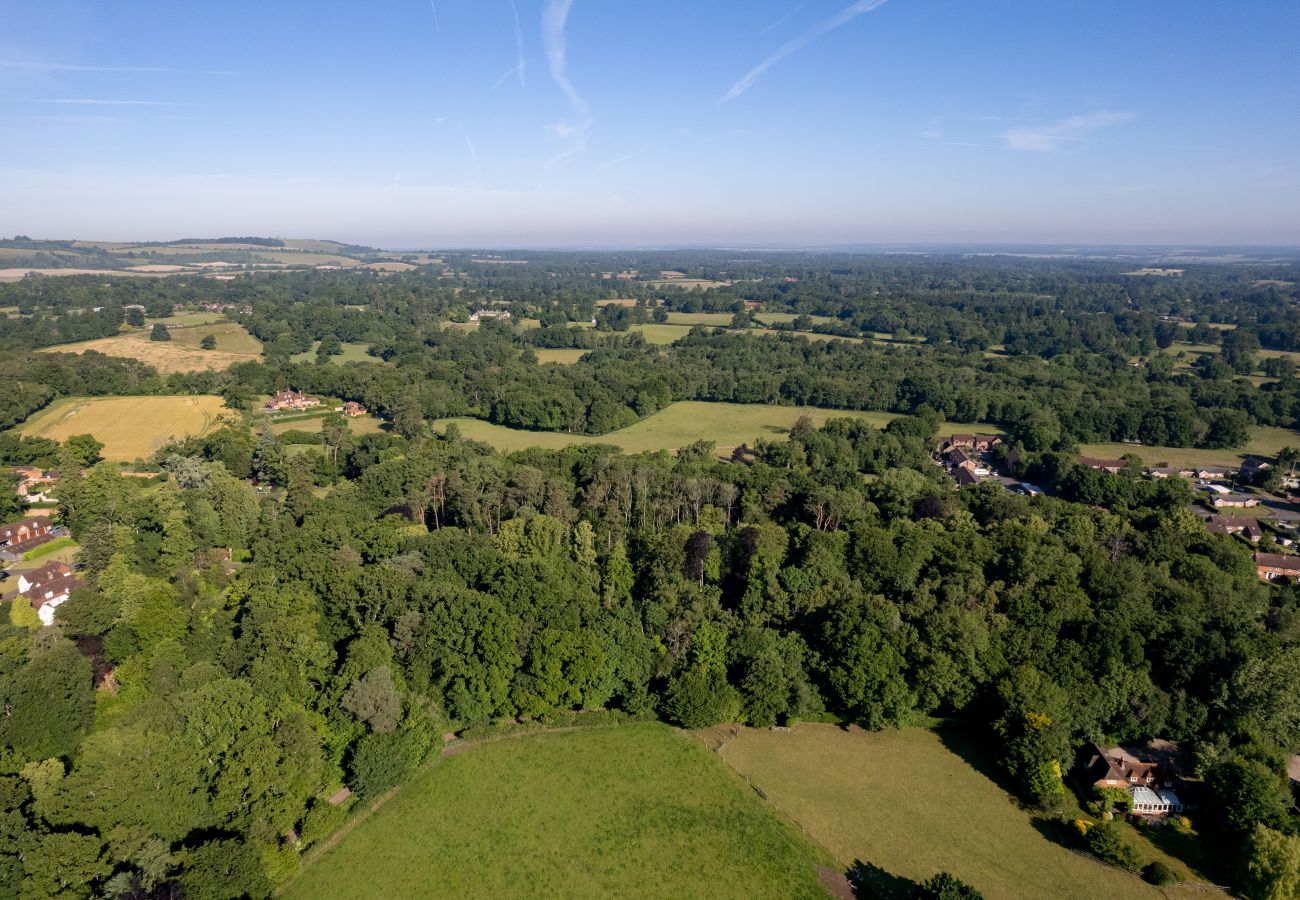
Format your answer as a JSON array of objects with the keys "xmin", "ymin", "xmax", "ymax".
[
  {"xmin": 627, "ymin": 323, "xmax": 698, "ymax": 344},
  {"xmin": 269, "ymin": 414, "xmax": 386, "ymax": 436},
  {"xmin": 16, "ymin": 396, "xmax": 228, "ymax": 460},
  {"xmin": 289, "ymin": 342, "xmax": 378, "ymax": 365},
  {"xmin": 707, "ymin": 724, "xmax": 1211, "ymax": 900},
  {"xmin": 283, "ymin": 724, "xmax": 828, "ymax": 900},
  {"xmin": 1080, "ymin": 424, "xmax": 1300, "ymax": 469},
  {"xmin": 533, "ymin": 348, "xmax": 589, "ymax": 364},
  {"xmin": 663, "ymin": 311, "xmax": 736, "ymax": 326},
  {"xmin": 434, "ymin": 401, "xmax": 996, "ymax": 455},
  {"xmin": 41, "ymin": 324, "xmax": 262, "ymax": 373}
]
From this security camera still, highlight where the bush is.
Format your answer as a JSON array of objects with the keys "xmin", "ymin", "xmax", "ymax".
[
  {"xmin": 150, "ymin": 324, "xmax": 171, "ymax": 342},
  {"xmin": 913, "ymin": 871, "xmax": 984, "ymax": 899},
  {"xmin": 1081, "ymin": 822, "xmax": 1143, "ymax": 872},
  {"xmin": 1142, "ymin": 861, "xmax": 1177, "ymax": 885}
]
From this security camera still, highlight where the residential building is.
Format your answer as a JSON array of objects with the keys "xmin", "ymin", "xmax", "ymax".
[
  {"xmin": 1255, "ymin": 552, "xmax": 1300, "ymax": 581},
  {"xmin": 1205, "ymin": 515, "xmax": 1263, "ymax": 542},
  {"xmin": 4, "ymin": 561, "xmax": 83, "ymax": 627},
  {"xmin": 1211, "ymin": 493, "xmax": 1259, "ymax": 509},
  {"xmin": 264, "ymin": 390, "xmax": 321, "ymax": 412},
  {"xmin": 1240, "ymin": 458, "xmax": 1272, "ymax": 479},
  {"xmin": 343, "ymin": 401, "xmax": 367, "ymax": 417},
  {"xmin": 468, "ymin": 309, "xmax": 511, "ymax": 322},
  {"xmin": 1078, "ymin": 457, "xmax": 1129, "ymax": 475},
  {"xmin": 1079, "ymin": 742, "xmax": 1189, "ymax": 816},
  {"xmin": 942, "ymin": 434, "xmax": 1001, "ymax": 453}
]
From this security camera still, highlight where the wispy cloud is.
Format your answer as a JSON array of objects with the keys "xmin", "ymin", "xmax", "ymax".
[
  {"xmin": 761, "ymin": 2, "xmax": 808, "ymax": 35},
  {"xmin": 25, "ymin": 98, "xmax": 184, "ymax": 106},
  {"xmin": 0, "ymin": 60, "xmax": 238, "ymax": 76},
  {"xmin": 428, "ymin": 0, "xmax": 442, "ymax": 36},
  {"xmin": 720, "ymin": 0, "xmax": 890, "ymax": 104},
  {"xmin": 597, "ymin": 152, "xmax": 640, "ymax": 171},
  {"xmin": 1001, "ymin": 111, "xmax": 1134, "ymax": 151},
  {"xmin": 461, "ymin": 122, "xmax": 481, "ymax": 173},
  {"xmin": 509, "ymin": 0, "xmax": 528, "ymax": 87},
  {"xmin": 543, "ymin": 0, "xmax": 592, "ymax": 163}
]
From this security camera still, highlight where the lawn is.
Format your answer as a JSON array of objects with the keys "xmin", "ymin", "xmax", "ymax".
[
  {"xmin": 15, "ymin": 396, "xmax": 228, "ymax": 460},
  {"xmin": 269, "ymin": 414, "xmax": 386, "ymax": 436},
  {"xmin": 434, "ymin": 401, "xmax": 995, "ymax": 456},
  {"xmin": 1080, "ymin": 424, "xmax": 1300, "ymax": 469},
  {"xmin": 283, "ymin": 724, "xmax": 828, "ymax": 900},
  {"xmin": 41, "ymin": 324, "xmax": 262, "ymax": 373},
  {"xmin": 708, "ymin": 724, "xmax": 1210, "ymax": 900}
]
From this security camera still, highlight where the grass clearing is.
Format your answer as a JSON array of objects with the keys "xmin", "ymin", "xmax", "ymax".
[
  {"xmin": 284, "ymin": 724, "xmax": 827, "ymax": 900},
  {"xmin": 1081, "ymin": 424, "xmax": 1300, "ymax": 469},
  {"xmin": 533, "ymin": 348, "xmax": 589, "ymax": 365},
  {"xmin": 664, "ymin": 311, "xmax": 736, "ymax": 326},
  {"xmin": 289, "ymin": 342, "xmax": 378, "ymax": 365},
  {"xmin": 42, "ymin": 324, "xmax": 262, "ymax": 373},
  {"xmin": 269, "ymin": 415, "xmax": 386, "ymax": 436},
  {"xmin": 708, "ymin": 724, "xmax": 1210, "ymax": 900},
  {"xmin": 435, "ymin": 401, "xmax": 994, "ymax": 456},
  {"xmin": 167, "ymin": 323, "xmax": 263, "ymax": 355},
  {"xmin": 15, "ymin": 396, "xmax": 228, "ymax": 460},
  {"xmin": 627, "ymin": 323, "xmax": 699, "ymax": 344},
  {"xmin": 755, "ymin": 312, "xmax": 840, "ymax": 327}
]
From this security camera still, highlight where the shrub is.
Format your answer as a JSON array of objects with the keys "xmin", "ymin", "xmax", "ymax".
[
  {"xmin": 1081, "ymin": 822, "xmax": 1143, "ymax": 872},
  {"xmin": 913, "ymin": 871, "xmax": 984, "ymax": 899},
  {"xmin": 1142, "ymin": 861, "xmax": 1177, "ymax": 885}
]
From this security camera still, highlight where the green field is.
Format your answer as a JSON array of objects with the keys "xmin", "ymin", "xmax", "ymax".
[
  {"xmin": 269, "ymin": 414, "xmax": 386, "ymax": 436},
  {"xmin": 284, "ymin": 725, "xmax": 827, "ymax": 900},
  {"xmin": 16, "ymin": 395, "xmax": 228, "ymax": 460},
  {"xmin": 754, "ymin": 313, "xmax": 840, "ymax": 327},
  {"xmin": 533, "ymin": 348, "xmax": 589, "ymax": 364},
  {"xmin": 710, "ymin": 724, "xmax": 1210, "ymax": 900},
  {"xmin": 167, "ymin": 323, "xmax": 263, "ymax": 355},
  {"xmin": 1081, "ymin": 424, "xmax": 1300, "ymax": 469},
  {"xmin": 434, "ymin": 401, "xmax": 994, "ymax": 455},
  {"xmin": 145, "ymin": 311, "xmax": 226, "ymax": 327},
  {"xmin": 290, "ymin": 342, "xmax": 378, "ymax": 365},
  {"xmin": 663, "ymin": 311, "xmax": 736, "ymax": 326},
  {"xmin": 42, "ymin": 323, "xmax": 262, "ymax": 373},
  {"xmin": 627, "ymin": 323, "xmax": 699, "ymax": 344}
]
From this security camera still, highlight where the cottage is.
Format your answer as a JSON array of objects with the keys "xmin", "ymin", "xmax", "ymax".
[
  {"xmin": 1205, "ymin": 515, "xmax": 1263, "ymax": 542},
  {"xmin": 1078, "ymin": 457, "xmax": 1129, "ymax": 475},
  {"xmin": 6, "ymin": 561, "xmax": 82, "ymax": 627},
  {"xmin": 1194, "ymin": 465, "xmax": 1234, "ymax": 481},
  {"xmin": 954, "ymin": 466, "xmax": 980, "ymax": 487},
  {"xmin": 1255, "ymin": 552, "xmax": 1300, "ymax": 581},
  {"xmin": 14, "ymin": 468, "xmax": 57, "ymax": 501},
  {"xmin": 264, "ymin": 390, "xmax": 321, "ymax": 412},
  {"xmin": 1080, "ymin": 742, "xmax": 1188, "ymax": 816},
  {"xmin": 343, "ymin": 401, "xmax": 367, "ymax": 418},
  {"xmin": 1, "ymin": 515, "xmax": 54, "ymax": 547},
  {"xmin": 1003, "ymin": 448, "xmax": 1023, "ymax": 471}
]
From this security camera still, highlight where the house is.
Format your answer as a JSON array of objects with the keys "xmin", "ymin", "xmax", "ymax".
[
  {"xmin": 742, "ymin": 300, "xmax": 763, "ymax": 311},
  {"xmin": 944, "ymin": 447, "xmax": 974, "ymax": 467},
  {"xmin": 1212, "ymin": 493, "xmax": 1259, "ymax": 509},
  {"xmin": 1078, "ymin": 457, "xmax": 1129, "ymax": 475},
  {"xmin": 264, "ymin": 390, "xmax": 321, "ymax": 412},
  {"xmin": 1194, "ymin": 465, "xmax": 1234, "ymax": 481},
  {"xmin": 943, "ymin": 434, "xmax": 1001, "ymax": 453},
  {"xmin": 1205, "ymin": 515, "xmax": 1263, "ymax": 542},
  {"xmin": 1, "ymin": 515, "xmax": 54, "ymax": 548},
  {"xmin": 1255, "ymin": 552, "xmax": 1300, "ymax": 581},
  {"xmin": 1148, "ymin": 466, "xmax": 1194, "ymax": 479},
  {"xmin": 1240, "ymin": 458, "xmax": 1272, "ymax": 479},
  {"xmin": 342, "ymin": 401, "xmax": 367, "ymax": 418},
  {"xmin": 1080, "ymin": 742, "xmax": 1189, "ymax": 816},
  {"xmin": 468, "ymin": 309, "xmax": 511, "ymax": 322},
  {"xmin": 1003, "ymin": 448, "xmax": 1023, "ymax": 471},
  {"xmin": 14, "ymin": 468, "xmax": 57, "ymax": 501},
  {"xmin": 954, "ymin": 466, "xmax": 981, "ymax": 487},
  {"xmin": 5, "ymin": 561, "xmax": 83, "ymax": 627}
]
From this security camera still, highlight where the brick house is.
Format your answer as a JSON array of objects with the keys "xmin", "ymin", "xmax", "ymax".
[
  {"xmin": 1078, "ymin": 457, "xmax": 1129, "ymax": 475},
  {"xmin": 942, "ymin": 434, "xmax": 1001, "ymax": 453},
  {"xmin": 1205, "ymin": 515, "xmax": 1263, "ymax": 542},
  {"xmin": 343, "ymin": 401, "xmax": 367, "ymax": 417},
  {"xmin": 5, "ymin": 561, "xmax": 83, "ymax": 627},
  {"xmin": 1, "ymin": 515, "xmax": 54, "ymax": 548},
  {"xmin": 1080, "ymin": 743, "xmax": 1189, "ymax": 816},
  {"xmin": 1255, "ymin": 552, "xmax": 1300, "ymax": 581},
  {"xmin": 264, "ymin": 390, "xmax": 321, "ymax": 412}
]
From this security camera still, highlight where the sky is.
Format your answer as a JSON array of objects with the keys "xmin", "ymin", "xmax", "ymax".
[{"xmin": 1, "ymin": 0, "xmax": 1298, "ymax": 247}]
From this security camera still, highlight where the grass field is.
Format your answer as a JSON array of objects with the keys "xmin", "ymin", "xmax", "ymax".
[
  {"xmin": 1081, "ymin": 424, "xmax": 1300, "ymax": 469},
  {"xmin": 289, "ymin": 342, "xmax": 378, "ymax": 365},
  {"xmin": 284, "ymin": 725, "xmax": 827, "ymax": 900},
  {"xmin": 269, "ymin": 414, "xmax": 386, "ymax": 436},
  {"xmin": 434, "ymin": 401, "xmax": 995, "ymax": 455},
  {"xmin": 42, "ymin": 325, "xmax": 262, "ymax": 373},
  {"xmin": 664, "ymin": 311, "xmax": 736, "ymax": 326},
  {"xmin": 147, "ymin": 311, "xmax": 227, "ymax": 326},
  {"xmin": 533, "ymin": 348, "xmax": 589, "ymax": 364},
  {"xmin": 708, "ymin": 724, "xmax": 1210, "ymax": 900},
  {"xmin": 627, "ymin": 323, "xmax": 699, "ymax": 344},
  {"xmin": 755, "ymin": 313, "xmax": 840, "ymax": 327},
  {"xmin": 15, "ymin": 396, "xmax": 228, "ymax": 460}
]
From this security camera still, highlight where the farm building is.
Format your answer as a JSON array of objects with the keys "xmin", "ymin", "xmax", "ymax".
[
  {"xmin": 265, "ymin": 390, "xmax": 321, "ymax": 412},
  {"xmin": 14, "ymin": 467, "xmax": 57, "ymax": 502},
  {"xmin": 0, "ymin": 515, "xmax": 65, "ymax": 561}
]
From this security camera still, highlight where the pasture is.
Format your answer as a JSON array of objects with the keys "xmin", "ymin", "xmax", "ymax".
[
  {"xmin": 16, "ymin": 396, "xmax": 228, "ymax": 460},
  {"xmin": 663, "ymin": 311, "xmax": 736, "ymax": 326},
  {"xmin": 1080, "ymin": 424, "xmax": 1300, "ymax": 469},
  {"xmin": 289, "ymin": 342, "xmax": 378, "ymax": 365},
  {"xmin": 41, "ymin": 324, "xmax": 262, "ymax": 373},
  {"xmin": 708, "ymin": 724, "xmax": 1211, "ymax": 900},
  {"xmin": 268, "ymin": 414, "xmax": 386, "ymax": 436},
  {"xmin": 283, "ymin": 725, "xmax": 827, "ymax": 900},
  {"xmin": 434, "ymin": 401, "xmax": 995, "ymax": 456},
  {"xmin": 533, "ymin": 348, "xmax": 589, "ymax": 364}
]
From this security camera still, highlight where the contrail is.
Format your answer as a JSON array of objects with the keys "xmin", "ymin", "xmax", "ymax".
[
  {"xmin": 461, "ymin": 122, "xmax": 481, "ymax": 172},
  {"xmin": 720, "ymin": 0, "xmax": 890, "ymax": 104},
  {"xmin": 761, "ymin": 2, "xmax": 808, "ymax": 35},
  {"xmin": 429, "ymin": 0, "xmax": 442, "ymax": 35},
  {"xmin": 509, "ymin": 0, "xmax": 527, "ymax": 86},
  {"xmin": 542, "ymin": 0, "xmax": 591, "ymax": 163}
]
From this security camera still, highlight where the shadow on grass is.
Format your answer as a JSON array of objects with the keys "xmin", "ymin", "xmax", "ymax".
[
  {"xmin": 847, "ymin": 860, "xmax": 919, "ymax": 899},
  {"xmin": 933, "ymin": 724, "xmax": 1018, "ymax": 796}
]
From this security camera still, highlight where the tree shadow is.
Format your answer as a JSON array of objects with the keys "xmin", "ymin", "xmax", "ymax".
[
  {"xmin": 933, "ymin": 723, "xmax": 1016, "ymax": 794},
  {"xmin": 847, "ymin": 860, "xmax": 920, "ymax": 899}
]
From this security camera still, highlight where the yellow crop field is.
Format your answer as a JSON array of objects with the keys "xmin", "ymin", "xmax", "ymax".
[
  {"xmin": 16, "ymin": 396, "xmax": 229, "ymax": 460},
  {"xmin": 42, "ymin": 324, "xmax": 262, "ymax": 373}
]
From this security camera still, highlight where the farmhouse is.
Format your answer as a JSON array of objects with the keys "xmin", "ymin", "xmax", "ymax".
[
  {"xmin": 4, "ymin": 561, "xmax": 83, "ymax": 627},
  {"xmin": 1205, "ymin": 515, "xmax": 1263, "ymax": 542},
  {"xmin": 343, "ymin": 401, "xmax": 367, "ymax": 417},
  {"xmin": 265, "ymin": 390, "xmax": 321, "ymax": 412},
  {"xmin": 469, "ymin": 309, "xmax": 511, "ymax": 322},
  {"xmin": 1078, "ymin": 457, "xmax": 1129, "ymax": 475},
  {"xmin": 1255, "ymin": 552, "xmax": 1300, "ymax": 581},
  {"xmin": 14, "ymin": 467, "xmax": 57, "ymax": 501},
  {"xmin": 954, "ymin": 466, "xmax": 981, "ymax": 487},
  {"xmin": 942, "ymin": 434, "xmax": 1001, "ymax": 453},
  {"xmin": 1079, "ymin": 742, "xmax": 1189, "ymax": 816},
  {"xmin": 1, "ymin": 515, "xmax": 53, "ymax": 547}
]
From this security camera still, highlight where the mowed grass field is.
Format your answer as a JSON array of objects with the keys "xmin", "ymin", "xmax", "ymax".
[
  {"xmin": 284, "ymin": 725, "xmax": 828, "ymax": 900},
  {"xmin": 16, "ymin": 396, "xmax": 228, "ymax": 460},
  {"xmin": 1081, "ymin": 424, "xmax": 1300, "ymax": 469},
  {"xmin": 710, "ymin": 724, "xmax": 1210, "ymax": 900},
  {"xmin": 42, "ymin": 324, "xmax": 262, "ymax": 373},
  {"xmin": 289, "ymin": 342, "xmax": 379, "ymax": 365},
  {"xmin": 434, "ymin": 400, "xmax": 996, "ymax": 455}
]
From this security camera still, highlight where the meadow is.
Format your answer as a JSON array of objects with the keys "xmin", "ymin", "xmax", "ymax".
[
  {"xmin": 533, "ymin": 348, "xmax": 590, "ymax": 364},
  {"xmin": 708, "ymin": 724, "xmax": 1212, "ymax": 900},
  {"xmin": 16, "ymin": 396, "xmax": 228, "ymax": 460},
  {"xmin": 41, "ymin": 323, "xmax": 262, "ymax": 373},
  {"xmin": 283, "ymin": 724, "xmax": 828, "ymax": 900},
  {"xmin": 1080, "ymin": 424, "xmax": 1300, "ymax": 469},
  {"xmin": 434, "ymin": 401, "xmax": 995, "ymax": 456},
  {"xmin": 289, "ymin": 342, "xmax": 379, "ymax": 365}
]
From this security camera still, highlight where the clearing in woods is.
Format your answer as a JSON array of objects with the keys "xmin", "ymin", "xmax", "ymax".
[
  {"xmin": 433, "ymin": 400, "xmax": 996, "ymax": 455},
  {"xmin": 41, "ymin": 323, "xmax": 263, "ymax": 373},
  {"xmin": 16, "ymin": 396, "xmax": 228, "ymax": 460},
  {"xmin": 705, "ymin": 724, "xmax": 1215, "ymax": 900},
  {"xmin": 282, "ymin": 724, "xmax": 828, "ymax": 900}
]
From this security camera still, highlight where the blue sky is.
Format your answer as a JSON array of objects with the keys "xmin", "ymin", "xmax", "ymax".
[{"xmin": 2, "ymin": 0, "xmax": 1297, "ymax": 247}]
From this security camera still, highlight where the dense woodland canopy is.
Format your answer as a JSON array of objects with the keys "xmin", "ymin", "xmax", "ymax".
[{"xmin": 1, "ymin": 252, "xmax": 1299, "ymax": 898}]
